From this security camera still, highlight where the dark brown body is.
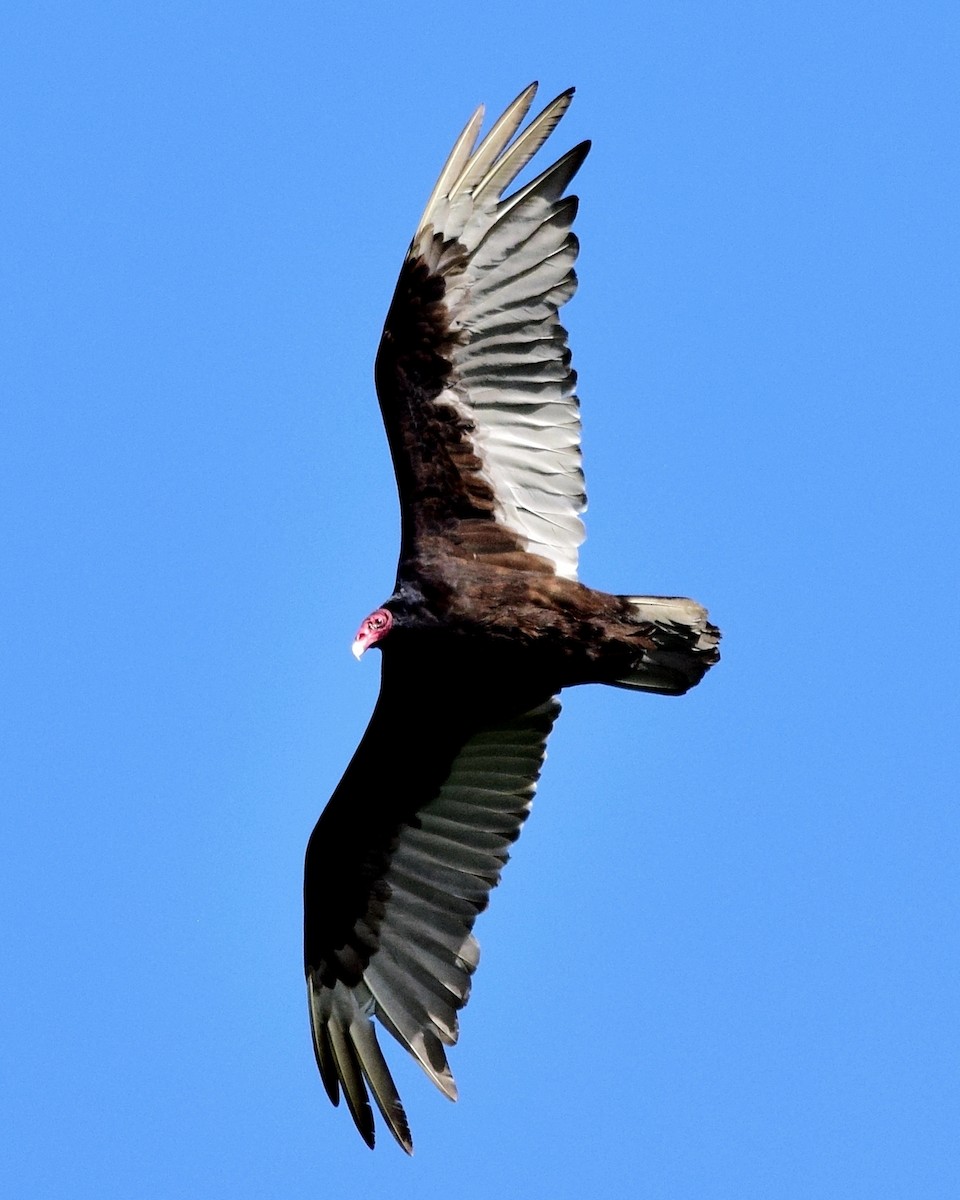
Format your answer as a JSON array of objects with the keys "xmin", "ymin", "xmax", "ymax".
[{"xmin": 390, "ymin": 539, "xmax": 719, "ymax": 695}]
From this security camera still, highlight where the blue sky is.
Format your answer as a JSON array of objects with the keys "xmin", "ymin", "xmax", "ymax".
[{"xmin": 3, "ymin": 2, "xmax": 959, "ymax": 1196}]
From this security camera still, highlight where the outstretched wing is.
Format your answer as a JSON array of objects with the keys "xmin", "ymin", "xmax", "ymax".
[
  {"xmin": 375, "ymin": 83, "xmax": 589, "ymax": 580},
  {"xmin": 303, "ymin": 669, "xmax": 559, "ymax": 1153}
]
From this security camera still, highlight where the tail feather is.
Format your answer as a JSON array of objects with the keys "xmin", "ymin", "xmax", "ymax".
[{"xmin": 612, "ymin": 595, "xmax": 720, "ymax": 696}]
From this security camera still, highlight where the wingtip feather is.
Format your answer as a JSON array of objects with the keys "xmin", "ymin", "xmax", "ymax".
[{"xmin": 308, "ymin": 973, "xmax": 416, "ymax": 1153}]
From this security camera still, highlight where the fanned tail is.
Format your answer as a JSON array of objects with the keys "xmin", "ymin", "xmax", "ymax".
[{"xmin": 612, "ymin": 595, "xmax": 720, "ymax": 696}]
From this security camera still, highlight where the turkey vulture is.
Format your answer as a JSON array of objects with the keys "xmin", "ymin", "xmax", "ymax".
[{"xmin": 304, "ymin": 83, "xmax": 719, "ymax": 1152}]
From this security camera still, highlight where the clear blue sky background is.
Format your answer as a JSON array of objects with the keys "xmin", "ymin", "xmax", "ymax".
[{"xmin": 3, "ymin": 3, "xmax": 958, "ymax": 1197}]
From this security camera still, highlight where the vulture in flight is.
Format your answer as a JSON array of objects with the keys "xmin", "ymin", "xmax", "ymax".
[{"xmin": 304, "ymin": 83, "xmax": 719, "ymax": 1152}]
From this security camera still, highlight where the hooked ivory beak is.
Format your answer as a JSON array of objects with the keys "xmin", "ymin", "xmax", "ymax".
[{"xmin": 352, "ymin": 607, "xmax": 392, "ymax": 660}]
